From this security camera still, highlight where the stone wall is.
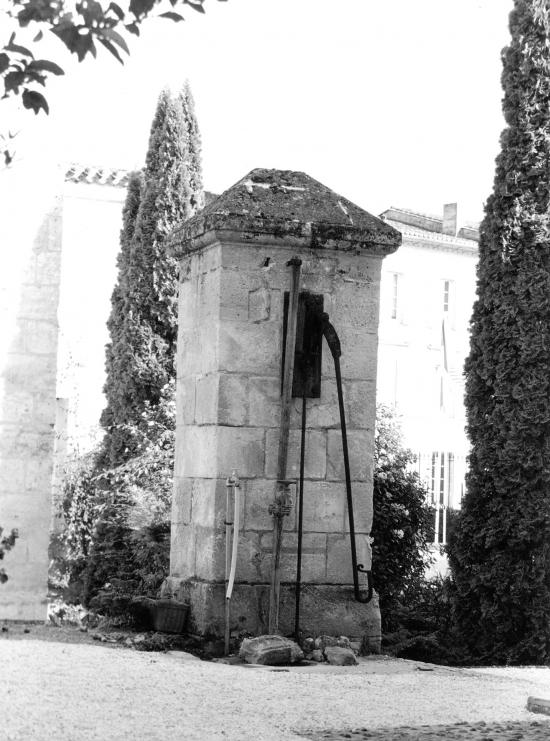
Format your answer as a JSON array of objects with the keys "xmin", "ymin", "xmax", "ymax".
[
  {"xmin": 0, "ymin": 165, "xmax": 126, "ymax": 620},
  {"xmin": 166, "ymin": 240, "xmax": 385, "ymax": 642},
  {"xmin": 0, "ymin": 163, "xmax": 64, "ymax": 620}
]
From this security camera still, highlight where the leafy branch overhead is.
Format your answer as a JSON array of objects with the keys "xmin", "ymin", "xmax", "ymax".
[{"xmin": 1, "ymin": 0, "xmax": 226, "ymax": 115}]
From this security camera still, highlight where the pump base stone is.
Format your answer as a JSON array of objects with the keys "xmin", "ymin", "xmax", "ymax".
[{"xmin": 162, "ymin": 578, "xmax": 381, "ymax": 653}]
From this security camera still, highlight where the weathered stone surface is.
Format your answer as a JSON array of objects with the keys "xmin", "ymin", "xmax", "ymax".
[
  {"xmin": 239, "ymin": 635, "xmax": 304, "ymax": 665},
  {"xmin": 326, "ymin": 430, "xmax": 373, "ymax": 482},
  {"xmin": 314, "ymin": 635, "xmax": 339, "ymax": 650},
  {"xmin": 169, "ymin": 169, "xmax": 389, "ymax": 650},
  {"xmin": 324, "ymin": 646, "xmax": 358, "ymax": 666},
  {"xmin": 527, "ymin": 697, "xmax": 550, "ymax": 716},
  {"xmin": 265, "ymin": 428, "xmax": 327, "ymax": 480}
]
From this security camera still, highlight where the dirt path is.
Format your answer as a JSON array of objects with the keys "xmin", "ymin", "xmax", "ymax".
[{"xmin": 2, "ymin": 627, "xmax": 550, "ymax": 740}]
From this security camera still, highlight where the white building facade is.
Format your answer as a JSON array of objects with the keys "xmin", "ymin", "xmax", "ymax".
[{"xmin": 377, "ymin": 205, "xmax": 479, "ymax": 543}]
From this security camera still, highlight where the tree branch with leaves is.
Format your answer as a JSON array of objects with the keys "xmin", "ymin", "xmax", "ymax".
[{"xmin": 1, "ymin": 0, "xmax": 225, "ymax": 116}]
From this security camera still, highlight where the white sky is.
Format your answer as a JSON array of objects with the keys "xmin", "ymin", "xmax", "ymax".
[{"xmin": 7, "ymin": 0, "xmax": 513, "ymax": 224}]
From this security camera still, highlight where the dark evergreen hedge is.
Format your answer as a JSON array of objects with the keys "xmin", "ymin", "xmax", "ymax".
[{"xmin": 449, "ymin": 0, "xmax": 550, "ymax": 664}]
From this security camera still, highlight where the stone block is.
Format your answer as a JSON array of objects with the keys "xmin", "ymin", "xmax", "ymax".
[
  {"xmin": 248, "ymin": 286, "xmax": 271, "ymax": 323},
  {"xmin": 176, "ymin": 375, "xmax": 196, "ymax": 425},
  {"xmin": 191, "ymin": 477, "xmax": 245, "ymax": 530},
  {"xmin": 220, "ymin": 244, "xmax": 293, "ymax": 284},
  {"xmin": 321, "ymin": 326, "xmax": 378, "ymax": 382},
  {"xmin": 171, "ymin": 477, "xmax": 193, "ymax": 525},
  {"xmin": 239, "ymin": 635, "xmax": 304, "ymax": 665},
  {"xmin": 344, "ymin": 481, "xmax": 373, "ymax": 533},
  {"xmin": 0, "ymin": 429, "xmax": 53, "ymax": 458},
  {"xmin": 2, "ymin": 353, "xmax": 56, "ymax": 391},
  {"xmin": 259, "ymin": 531, "xmax": 327, "ymax": 582},
  {"xmin": 194, "ymin": 374, "xmax": 217, "ymax": 425},
  {"xmin": 169, "ymin": 524, "xmax": 196, "ymax": 579},
  {"xmin": 17, "ymin": 318, "xmax": 58, "ymax": 356},
  {"xmin": 265, "ymin": 428, "xmax": 326, "ymax": 480},
  {"xmin": 233, "ymin": 530, "xmax": 265, "ymax": 583},
  {"xmin": 17, "ymin": 283, "xmax": 59, "ymax": 321},
  {"xmin": 243, "ymin": 478, "xmax": 296, "ymax": 532},
  {"xmin": 197, "ymin": 268, "xmax": 221, "ymax": 323},
  {"xmin": 1, "ymin": 391, "xmax": 34, "ymax": 425},
  {"xmin": 218, "ymin": 374, "xmax": 248, "ymax": 426},
  {"xmin": 32, "ymin": 391, "xmax": 57, "ymax": 425},
  {"xmin": 177, "ymin": 322, "xmax": 218, "ymax": 376},
  {"xmin": 302, "ymin": 481, "xmax": 346, "ymax": 533},
  {"xmin": 327, "ymin": 429, "xmax": 373, "ymax": 482},
  {"xmin": 177, "ymin": 274, "xmax": 197, "ymax": 329},
  {"xmin": 248, "ymin": 376, "xmax": 281, "ymax": 428},
  {"xmin": 326, "ymin": 533, "xmax": 371, "ymax": 584},
  {"xmin": 194, "ymin": 526, "xmax": 226, "ymax": 581},
  {"xmin": 179, "ymin": 426, "xmax": 217, "ymax": 478},
  {"xmin": 219, "ymin": 269, "xmax": 251, "ymax": 322},
  {"xmin": 219, "ymin": 321, "xmax": 281, "ymax": 375},
  {"xmin": 331, "ymin": 281, "xmax": 380, "ymax": 331},
  {"xmin": 191, "ymin": 243, "xmax": 222, "ymax": 276},
  {"xmin": 216, "ymin": 426, "xmax": 265, "ymax": 478},
  {"xmin": 344, "ymin": 380, "xmax": 376, "ymax": 430},
  {"xmin": 324, "ymin": 646, "xmax": 358, "ymax": 666},
  {"xmin": 164, "ymin": 579, "xmax": 380, "ymax": 649},
  {"xmin": 291, "ymin": 380, "xmax": 339, "ymax": 430}
]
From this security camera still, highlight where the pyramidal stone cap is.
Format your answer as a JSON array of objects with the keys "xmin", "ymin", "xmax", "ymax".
[{"xmin": 168, "ymin": 168, "xmax": 401, "ymax": 256}]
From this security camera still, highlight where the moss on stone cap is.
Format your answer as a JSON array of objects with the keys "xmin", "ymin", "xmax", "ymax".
[{"xmin": 168, "ymin": 168, "xmax": 401, "ymax": 256}]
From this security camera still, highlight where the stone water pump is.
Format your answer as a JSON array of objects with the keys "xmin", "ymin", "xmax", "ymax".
[{"xmin": 164, "ymin": 168, "xmax": 401, "ymax": 649}]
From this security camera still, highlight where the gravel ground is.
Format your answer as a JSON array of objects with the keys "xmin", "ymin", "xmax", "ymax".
[{"xmin": 2, "ymin": 628, "xmax": 550, "ymax": 740}]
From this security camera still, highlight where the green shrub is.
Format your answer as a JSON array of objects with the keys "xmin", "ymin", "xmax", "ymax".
[
  {"xmin": 371, "ymin": 405, "xmax": 433, "ymax": 631},
  {"xmin": 56, "ymin": 383, "xmax": 175, "ymax": 614}
]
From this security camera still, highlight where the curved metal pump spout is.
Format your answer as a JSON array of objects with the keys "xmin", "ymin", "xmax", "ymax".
[{"xmin": 320, "ymin": 312, "xmax": 374, "ymax": 605}]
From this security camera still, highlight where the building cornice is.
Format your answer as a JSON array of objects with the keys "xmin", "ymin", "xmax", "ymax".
[{"xmin": 64, "ymin": 163, "xmax": 132, "ymax": 187}]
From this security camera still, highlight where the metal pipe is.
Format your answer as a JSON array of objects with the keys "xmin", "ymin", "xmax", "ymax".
[
  {"xmin": 227, "ymin": 474, "xmax": 240, "ymax": 601},
  {"xmin": 294, "ymin": 392, "xmax": 307, "ymax": 641},
  {"xmin": 224, "ymin": 471, "xmax": 240, "ymax": 655},
  {"xmin": 268, "ymin": 257, "xmax": 302, "ymax": 634},
  {"xmin": 321, "ymin": 312, "xmax": 373, "ymax": 604}
]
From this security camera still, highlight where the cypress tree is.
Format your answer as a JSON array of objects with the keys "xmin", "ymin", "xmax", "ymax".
[
  {"xmin": 449, "ymin": 0, "xmax": 550, "ymax": 664},
  {"xmin": 101, "ymin": 86, "xmax": 203, "ymax": 466},
  {"xmin": 179, "ymin": 80, "xmax": 204, "ymax": 213},
  {"xmin": 100, "ymin": 169, "xmax": 143, "ymax": 465}
]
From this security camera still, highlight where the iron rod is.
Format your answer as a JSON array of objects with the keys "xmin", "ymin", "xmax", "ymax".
[
  {"xmin": 268, "ymin": 257, "xmax": 302, "ymax": 634},
  {"xmin": 294, "ymin": 392, "xmax": 307, "ymax": 641}
]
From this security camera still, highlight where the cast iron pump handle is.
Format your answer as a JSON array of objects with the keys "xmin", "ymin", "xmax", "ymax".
[{"xmin": 320, "ymin": 312, "xmax": 373, "ymax": 604}]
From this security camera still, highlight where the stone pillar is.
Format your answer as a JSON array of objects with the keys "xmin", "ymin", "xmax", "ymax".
[
  {"xmin": 165, "ymin": 169, "xmax": 400, "ymax": 647},
  {"xmin": 0, "ymin": 162, "xmax": 64, "ymax": 620}
]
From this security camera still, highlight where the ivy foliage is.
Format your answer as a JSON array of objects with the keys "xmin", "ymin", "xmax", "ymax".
[
  {"xmin": 57, "ymin": 383, "xmax": 175, "ymax": 611},
  {"xmin": 371, "ymin": 405, "xmax": 433, "ymax": 631},
  {"xmin": 449, "ymin": 0, "xmax": 550, "ymax": 665}
]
